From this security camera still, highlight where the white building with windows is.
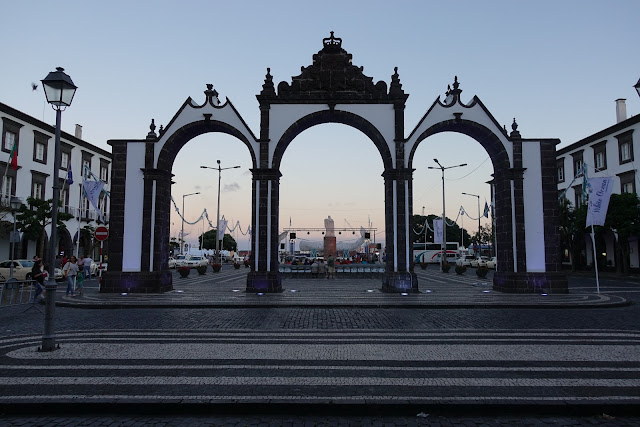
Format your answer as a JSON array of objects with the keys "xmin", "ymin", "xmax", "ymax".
[
  {"xmin": 0, "ymin": 101, "xmax": 111, "ymax": 263},
  {"xmin": 557, "ymin": 98, "xmax": 640, "ymax": 270}
]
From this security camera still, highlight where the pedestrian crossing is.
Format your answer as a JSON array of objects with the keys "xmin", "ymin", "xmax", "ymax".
[{"xmin": 1, "ymin": 329, "xmax": 639, "ymax": 405}]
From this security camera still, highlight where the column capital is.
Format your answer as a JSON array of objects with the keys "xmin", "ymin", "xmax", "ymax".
[
  {"xmin": 382, "ymin": 168, "xmax": 414, "ymax": 181},
  {"xmin": 251, "ymin": 168, "xmax": 282, "ymax": 180},
  {"xmin": 140, "ymin": 168, "xmax": 173, "ymax": 181}
]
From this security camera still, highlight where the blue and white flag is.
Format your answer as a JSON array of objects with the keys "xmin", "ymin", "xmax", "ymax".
[
  {"xmin": 586, "ymin": 177, "xmax": 614, "ymax": 228},
  {"xmin": 483, "ymin": 201, "xmax": 490, "ymax": 218},
  {"xmin": 82, "ymin": 179, "xmax": 105, "ymax": 223},
  {"xmin": 66, "ymin": 162, "xmax": 73, "ymax": 185},
  {"xmin": 433, "ymin": 219, "xmax": 443, "ymax": 244}
]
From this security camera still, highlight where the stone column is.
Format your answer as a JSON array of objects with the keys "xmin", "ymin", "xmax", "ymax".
[
  {"xmin": 381, "ymin": 168, "xmax": 418, "ymax": 293},
  {"xmin": 246, "ymin": 167, "xmax": 282, "ymax": 293}
]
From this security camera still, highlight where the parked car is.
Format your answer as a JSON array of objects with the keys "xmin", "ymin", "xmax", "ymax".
[
  {"xmin": 433, "ymin": 253, "xmax": 459, "ymax": 265},
  {"xmin": 0, "ymin": 260, "xmax": 36, "ymax": 281},
  {"xmin": 168, "ymin": 257, "xmax": 176, "ymax": 269},
  {"xmin": 53, "ymin": 268, "xmax": 64, "ymax": 281},
  {"xmin": 185, "ymin": 256, "xmax": 208, "ymax": 267},
  {"xmin": 174, "ymin": 255, "xmax": 189, "ymax": 267},
  {"xmin": 471, "ymin": 256, "xmax": 491, "ymax": 268},
  {"xmin": 456, "ymin": 255, "xmax": 476, "ymax": 267},
  {"xmin": 486, "ymin": 257, "xmax": 497, "ymax": 269}
]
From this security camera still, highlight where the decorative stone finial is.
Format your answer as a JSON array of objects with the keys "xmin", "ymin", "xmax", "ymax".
[
  {"xmin": 204, "ymin": 83, "xmax": 219, "ymax": 99},
  {"xmin": 450, "ymin": 75, "xmax": 462, "ymax": 98},
  {"xmin": 259, "ymin": 67, "xmax": 276, "ymax": 98},
  {"xmin": 389, "ymin": 66, "xmax": 405, "ymax": 97},
  {"xmin": 146, "ymin": 118, "xmax": 157, "ymax": 139},
  {"xmin": 159, "ymin": 124, "xmax": 164, "ymax": 136},
  {"xmin": 510, "ymin": 118, "xmax": 521, "ymax": 138}
]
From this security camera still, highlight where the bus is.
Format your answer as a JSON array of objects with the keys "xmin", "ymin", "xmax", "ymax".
[{"xmin": 413, "ymin": 242, "xmax": 460, "ymax": 264}]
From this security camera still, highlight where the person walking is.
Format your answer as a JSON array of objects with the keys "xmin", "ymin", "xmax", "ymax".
[
  {"xmin": 63, "ymin": 256, "xmax": 79, "ymax": 297},
  {"xmin": 327, "ymin": 255, "xmax": 335, "ymax": 279},
  {"xmin": 30, "ymin": 259, "xmax": 45, "ymax": 302},
  {"xmin": 82, "ymin": 254, "xmax": 93, "ymax": 280}
]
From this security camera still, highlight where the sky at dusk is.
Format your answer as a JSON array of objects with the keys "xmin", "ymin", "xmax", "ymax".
[{"xmin": 2, "ymin": 1, "xmax": 639, "ymax": 251}]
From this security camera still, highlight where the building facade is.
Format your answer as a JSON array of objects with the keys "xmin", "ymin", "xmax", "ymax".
[
  {"xmin": 0, "ymin": 102, "xmax": 111, "ymax": 263},
  {"xmin": 557, "ymin": 98, "xmax": 640, "ymax": 270}
]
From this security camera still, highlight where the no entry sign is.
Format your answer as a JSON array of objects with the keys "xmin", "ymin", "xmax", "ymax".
[{"xmin": 94, "ymin": 226, "xmax": 109, "ymax": 241}]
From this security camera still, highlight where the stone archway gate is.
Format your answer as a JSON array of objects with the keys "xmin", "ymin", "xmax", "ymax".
[{"xmin": 102, "ymin": 33, "xmax": 567, "ymax": 294}]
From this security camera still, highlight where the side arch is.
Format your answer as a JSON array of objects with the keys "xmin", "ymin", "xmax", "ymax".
[
  {"xmin": 150, "ymin": 119, "xmax": 257, "ymax": 277},
  {"xmin": 157, "ymin": 119, "xmax": 257, "ymax": 172},
  {"xmin": 408, "ymin": 118, "xmax": 516, "ymax": 274},
  {"xmin": 271, "ymin": 110, "xmax": 393, "ymax": 171}
]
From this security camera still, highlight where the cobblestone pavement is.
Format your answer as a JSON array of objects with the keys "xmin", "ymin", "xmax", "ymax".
[{"xmin": 0, "ymin": 269, "xmax": 639, "ymax": 425}]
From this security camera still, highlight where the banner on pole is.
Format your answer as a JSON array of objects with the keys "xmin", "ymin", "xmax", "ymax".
[
  {"xmin": 586, "ymin": 177, "xmax": 614, "ymax": 227},
  {"xmin": 82, "ymin": 180, "xmax": 105, "ymax": 223},
  {"xmin": 433, "ymin": 219, "xmax": 443, "ymax": 244},
  {"xmin": 217, "ymin": 219, "xmax": 227, "ymax": 240}
]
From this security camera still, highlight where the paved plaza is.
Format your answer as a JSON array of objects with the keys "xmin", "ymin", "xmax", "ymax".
[{"xmin": 0, "ymin": 267, "xmax": 639, "ymax": 425}]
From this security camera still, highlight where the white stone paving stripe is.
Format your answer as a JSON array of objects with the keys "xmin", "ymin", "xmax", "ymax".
[
  {"xmin": 1, "ymin": 376, "xmax": 639, "ymax": 387},
  {"xmin": 8, "ymin": 343, "xmax": 640, "ymax": 361},
  {"xmin": 3, "ymin": 364, "xmax": 640, "ymax": 372}
]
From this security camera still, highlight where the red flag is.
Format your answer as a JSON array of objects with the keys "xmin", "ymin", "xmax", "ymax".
[{"xmin": 8, "ymin": 141, "xmax": 18, "ymax": 171}]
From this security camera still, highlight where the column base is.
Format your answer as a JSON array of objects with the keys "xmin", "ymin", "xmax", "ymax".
[
  {"xmin": 100, "ymin": 270, "xmax": 173, "ymax": 293},
  {"xmin": 246, "ymin": 271, "xmax": 282, "ymax": 293},
  {"xmin": 493, "ymin": 271, "xmax": 568, "ymax": 293},
  {"xmin": 381, "ymin": 271, "xmax": 419, "ymax": 293}
]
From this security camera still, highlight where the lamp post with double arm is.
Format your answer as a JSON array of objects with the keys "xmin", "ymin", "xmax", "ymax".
[
  {"xmin": 200, "ymin": 161, "xmax": 240, "ymax": 264},
  {"xmin": 40, "ymin": 67, "xmax": 77, "ymax": 352},
  {"xmin": 428, "ymin": 159, "xmax": 466, "ymax": 272}
]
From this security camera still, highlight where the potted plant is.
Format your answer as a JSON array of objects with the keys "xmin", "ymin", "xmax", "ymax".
[
  {"xmin": 419, "ymin": 261, "xmax": 427, "ymax": 270},
  {"xmin": 244, "ymin": 259, "xmax": 250, "ymax": 268},
  {"xmin": 177, "ymin": 266, "xmax": 190, "ymax": 278},
  {"xmin": 212, "ymin": 263, "xmax": 222, "ymax": 272},
  {"xmin": 441, "ymin": 262, "xmax": 451, "ymax": 273},
  {"xmin": 233, "ymin": 262, "xmax": 241, "ymax": 269},
  {"xmin": 476, "ymin": 265, "xmax": 489, "ymax": 278},
  {"xmin": 455, "ymin": 265, "xmax": 466, "ymax": 275},
  {"xmin": 196, "ymin": 265, "xmax": 207, "ymax": 275}
]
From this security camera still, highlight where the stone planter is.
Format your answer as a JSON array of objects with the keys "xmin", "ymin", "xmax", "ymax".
[
  {"xmin": 420, "ymin": 262, "xmax": 427, "ymax": 270},
  {"xmin": 476, "ymin": 266, "xmax": 489, "ymax": 278},
  {"xmin": 441, "ymin": 263, "xmax": 451, "ymax": 273},
  {"xmin": 212, "ymin": 264, "xmax": 222, "ymax": 272},
  {"xmin": 233, "ymin": 263, "xmax": 241, "ymax": 269},
  {"xmin": 177, "ymin": 267, "xmax": 190, "ymax": 278},
  {"xmin": 455, "ymin": 265, "xmax": 466, "ymax": 275},
  {"xmin": 196, "ymin": 266, "xmax": 207, "ymax": 275}
]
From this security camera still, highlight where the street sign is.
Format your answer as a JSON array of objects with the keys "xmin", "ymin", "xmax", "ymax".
[
  {"xmin": 94, "ymin": 226, "xmax": 109, "ymax": 241},
  {"xmin": 9, "ymin": 230, "xmax": 20, "ymax": 243}
]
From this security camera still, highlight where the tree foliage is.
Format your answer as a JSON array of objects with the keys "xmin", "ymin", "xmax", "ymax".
[
  {"xmin": 411, "ymin": 214, "xmax": 471, "ymax": 246},
  {"xmin": 198, "ymin": 229, "xmax": 237, "ymax": 251},
  {"xmin": 15, "ymin": 197, "xmax": 73, "ymax": 258}
]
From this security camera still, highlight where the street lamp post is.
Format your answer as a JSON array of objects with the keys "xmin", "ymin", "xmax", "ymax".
[
  {"xmin": 181, "ymin": 192, "xmax": 200, "ymax": 254},
  {"xmin": 40, "ymin": 67, "xmax": 77, "ymax": 352},
  {"xmin": 428, "ymin": 159, "xmax": 466, "ymax": 272},
  {"xmin": 462, "ymin": 192, "xmax": 480, "ymax": 254},
  {"xmin": 201, "ymin": 161, "xmax": 240, "ymax": 264},
  {"xmin": 7, "ymin": 196, "xmax": 23, "ymax": 282}
]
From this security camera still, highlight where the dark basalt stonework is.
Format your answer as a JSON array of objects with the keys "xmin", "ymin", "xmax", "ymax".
[
  {"xmin": 264, "ymin": 32, "xmax": 402, "ymax": 103},
  {"xmin": 101, "ymin": 270, "xmax": 173, "ymax": 294},
  {"xmin": 493, "ymin": 272, "xmax": 568, "ymax": 294}
]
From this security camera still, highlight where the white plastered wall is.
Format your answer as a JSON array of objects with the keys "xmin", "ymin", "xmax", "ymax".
[
  {"xmin": 153, "ymin": 101, "xmax": 259, "ymax": 169},
  {"xmin": 122, "ymin": 142, "xmax": 146, "ymax": 272},
  {"xmin": 404, "ymin": 101, "xmax": 513, "ymax": 168},
  {"xmin": 268, "ymin": 104, "xmax": 328, "ymax": 167},
  {"xmin": 522, "ymin": 141, "xmax": 546, "ymax": 272}
]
